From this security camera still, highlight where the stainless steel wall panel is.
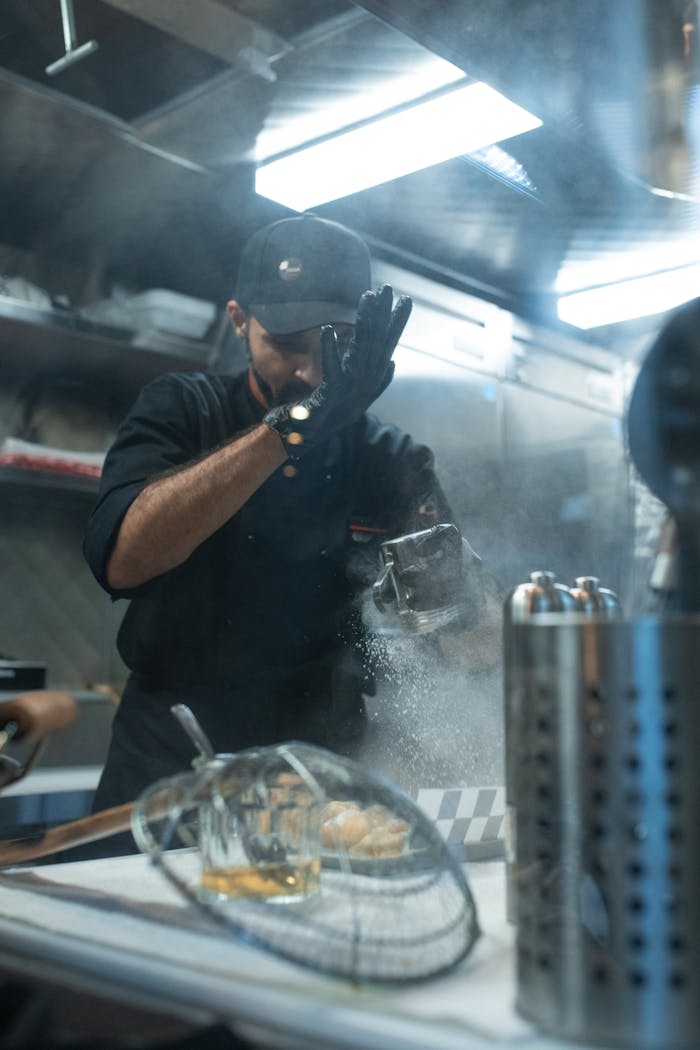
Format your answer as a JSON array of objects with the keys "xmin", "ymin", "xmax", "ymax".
[
  {"xmin": 374, "ymin": 364, "xmax": 504, "ymax": 567},
  {"xmin": 360, "ymin": 264, "xmax": 633, "ymax": 797},
  {"xmin": 499, "ymin": 382, "xmax": 630, "ymax": 600}
]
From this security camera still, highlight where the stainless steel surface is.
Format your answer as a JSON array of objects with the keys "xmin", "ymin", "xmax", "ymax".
[
  {"xmin": 0, "ymin": 2, "xmax": 695, "ymax": 353},
  {"xmin": 505, "ymin": 571, "xmax": 579, "ymax": 620},
  {"xmin": 370, "ymin": 523, "xmax": 467, "ymax": 635},
  {"xmin": 508, "ymin": 616, "xmax": 700, "ymax": 1049},
  {"xmin": 103, "ymin": 0, "xmax": 290, "ymax": 72},
  {"xmin": 502, "ymin": 571, "xmax": 579, "ymax": 920},
  {"xmin": 570, "ymin": 577, "xmax": 621, "ymax": 617},
  {"xmin": 371, "ymin": 262, "xmax": 631, "ymax": 602}
]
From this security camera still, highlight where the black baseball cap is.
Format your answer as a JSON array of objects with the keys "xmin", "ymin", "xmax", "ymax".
[{"xmin": 234, "ymin": 215, "xmax": 372, "ymax": 335}]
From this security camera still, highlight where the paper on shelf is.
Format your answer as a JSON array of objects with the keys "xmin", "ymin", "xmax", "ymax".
[{"xmin": 0, "ymin": 437, "xmax": 104, "ymax": 478}]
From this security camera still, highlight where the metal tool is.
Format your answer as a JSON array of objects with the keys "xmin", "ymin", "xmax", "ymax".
[
  {"xmin": 45, "ymin": 0, "xmax": 98, "ymax": 76},
  {"xmin": 170, "ymin": 702, "xmax": 216, "ymax": 762},
  {"xmin": 0, "ymin": 719, "xmax": 19, "ymax": 754},
  {"xmin": 369, "ymin": 523, "xmax": 473, "ymax": 634},
  {"xmin": 131, "ymin": 741, "xmax": 481, "ymax": 982}
]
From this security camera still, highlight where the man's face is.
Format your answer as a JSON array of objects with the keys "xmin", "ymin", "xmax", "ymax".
[{"xmin": 244, "ymin": 314, "xmax": 354, "ymax": 407}]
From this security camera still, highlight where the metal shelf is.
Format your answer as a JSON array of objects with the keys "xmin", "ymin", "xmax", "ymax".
[
  {"xmin": 0, "ymin": 294, "xmax": 213, "ymax": 394},
  {"xmin": 0, "ymin": 464, "xmax": 99, "ymax": 495}
]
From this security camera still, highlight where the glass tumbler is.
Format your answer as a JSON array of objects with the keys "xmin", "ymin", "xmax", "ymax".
[{"xmin": 199, "ymin": 764, "xmax": 322, "ymax": 904}]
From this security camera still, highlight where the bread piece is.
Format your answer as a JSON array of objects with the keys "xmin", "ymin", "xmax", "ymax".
[
  {"xmin": 363, "ymin": 804, "xmax": 392, "ymax": 828},
  {"xmin": 321, "ymin": 808, "xmax": 372, "ymax": 850},
  {"xmin": 385, "ymin": 817, "xmax": 411, "ymax": 836},
  {"xmin": 321, "ymin": 800, "xmax": 360, "ymax": 822},
  {"xmin": 352, "ymin": 827, "xmax": 408, "ymax": 858}
]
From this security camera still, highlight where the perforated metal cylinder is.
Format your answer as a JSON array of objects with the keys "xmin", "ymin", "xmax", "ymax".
[{"xmin": 508, "ymin": 615, "xmax": 700, "ymax": 1049}]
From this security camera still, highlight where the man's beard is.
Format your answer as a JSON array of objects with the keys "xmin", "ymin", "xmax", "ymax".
[
  {"xmin": 242, "ymin": 330, "xmax": 315, "ymax": 408},
  {"xmin": 253, "ymin": 369, "xmax": 314, "ymax": 408}
]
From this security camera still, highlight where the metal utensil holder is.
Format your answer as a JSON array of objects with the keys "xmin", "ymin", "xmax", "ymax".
[{"xmin": 507, "ymin": 615, "xmax": 700, "ymax": 1049}]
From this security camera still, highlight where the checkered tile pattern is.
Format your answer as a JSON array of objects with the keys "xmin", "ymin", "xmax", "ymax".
[{"xmin": 416, "ymin": 786, "xmax": 506, "ymax": 861}]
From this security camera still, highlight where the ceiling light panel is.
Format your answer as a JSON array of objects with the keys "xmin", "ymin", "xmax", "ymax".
[
  {"xmin": 255, "ymin": 81, "xmax": 542, "ymax": 211},
  {"xmin": 255, "ymin": 54, "xmax": 466, "ymax": 162},
  {"xmin": 557, "ymin": 264, "xmax": 700, "ymax": 328}
]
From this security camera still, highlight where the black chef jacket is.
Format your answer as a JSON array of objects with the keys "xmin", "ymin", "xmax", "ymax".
[{"xmin": 84, "ymin": 370, "xmax": 454, "ymax": 810}]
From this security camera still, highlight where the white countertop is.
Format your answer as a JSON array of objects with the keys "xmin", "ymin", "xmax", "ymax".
[
  {"xmin": 1, "ymin": 765, "xmax": 102, "ymax": 795},
  {"xmin": 0, "ymin": 854, "xmax": 602, "ymax": 1050}
]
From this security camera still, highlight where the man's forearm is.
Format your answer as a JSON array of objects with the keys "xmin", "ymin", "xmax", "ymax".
[{"xmin": 106, "ymin": 424, "xmax": 287, "ymax": 590}]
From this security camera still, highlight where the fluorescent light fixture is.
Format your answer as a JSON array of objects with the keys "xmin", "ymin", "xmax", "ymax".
[
  {"xmin": 255, "ymin": 57, "xmax": 466, "ymax": 161},
  {"xmin": 556, "ymin": 239, "xmax": 700, "ymax": 294},
  {"xmin": 557, "ymin": 263, "xmax": 700, "ymax": 329},
  {"xmin": 463, "ymin": 143, "xmax": 539, "ymax": 199},
  {"xmin": 255, "ymin": 81, "xmax": 542, "ymax": 211}
]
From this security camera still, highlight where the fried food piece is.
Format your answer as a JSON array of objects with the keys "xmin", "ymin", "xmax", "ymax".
[
  {"xmin": 352, "ymin": 827, "xmax": 408, "ymax": 858},
  {"xmin": 363, "ymin": 804, "xmax": 392, "ymax": 827},
  {"xmin": 320, "ymin": 799, "xmax": 411, "ymax": 857},
  {"xmin": 321, "ymin": 808, "xmax": 372, "ymax": 849},
  {"xmin": 385, "ymin": 817, "xmax": 411, "ymax": 836},
  {"xmin": 363, "ymin": 804, "xmax": 411, "ymax": 836},
  {"xmin": 321, "ymin": 800, "xmax": 360, "ymax": 822}
]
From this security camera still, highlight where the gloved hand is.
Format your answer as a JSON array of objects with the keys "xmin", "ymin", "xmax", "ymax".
[{"xmin": 264, "ymin": 285, "xmax": 412, "ymax": 459}]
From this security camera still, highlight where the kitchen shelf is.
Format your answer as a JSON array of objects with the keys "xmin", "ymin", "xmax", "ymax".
[
  {"xmin": 0, "ymin": 294, "xmax": 215, "ymax": 394},
  {"xmin": 0, "ymin": 464, "xmax": 99, "ymax": 495}
]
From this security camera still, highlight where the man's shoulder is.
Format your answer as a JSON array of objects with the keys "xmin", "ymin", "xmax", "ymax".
[
  {"xmin": 142, "ymin": 369, "xmax": 244, "ymax": 400},
  {"xmin": 119, "ymin": 370, "xmax": 255, "ymax": 447},
  {"xmin": 359, "ymin": 412, "xmax": 434, "ymax": 463},
  {"xmin": 133, "ymin": 369, "xmax": 248, "ymax": 417}
]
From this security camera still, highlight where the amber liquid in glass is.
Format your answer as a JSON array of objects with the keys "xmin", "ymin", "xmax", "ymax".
[{"xmin": 201, "ymin": 857, "xmax": 320, "ymax": 900}]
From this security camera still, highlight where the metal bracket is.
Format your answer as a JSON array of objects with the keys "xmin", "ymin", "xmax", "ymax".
[{"xmin": 46, "ymin": 0, "xmax": 99, "ymax": 76}]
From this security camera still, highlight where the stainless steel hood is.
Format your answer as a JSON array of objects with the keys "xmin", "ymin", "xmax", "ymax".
[{"xmin": 0, "ymin": 0, "xmax": 698, "ymax": 354}]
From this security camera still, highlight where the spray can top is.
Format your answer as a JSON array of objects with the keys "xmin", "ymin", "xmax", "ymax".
[
  {"xmin": 570, "ymin": 576, "xmax": 621, "ymax": 618},
  {"xmin": 505, "ymin": 570, "xmax": 579, "ymax": 622}
]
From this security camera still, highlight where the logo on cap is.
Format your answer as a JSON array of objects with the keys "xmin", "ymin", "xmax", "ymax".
[{"xmin": 278, "ymin": 257, "xmax": 303, "ymax": 281}]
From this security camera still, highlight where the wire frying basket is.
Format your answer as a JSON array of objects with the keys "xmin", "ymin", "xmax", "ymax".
[
  {"xmin": 507, "ymin": 615, "xmax": 700, "ymax": 1049},
  {"xmin": 131, "ymin": 742, "xmax": 480, "ymax": 983}
]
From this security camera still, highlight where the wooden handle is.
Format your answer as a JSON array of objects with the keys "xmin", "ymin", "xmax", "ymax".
[
  {"xmin": 0, "ymin": 802, "xmax": 135, "ymax": 867},
  {"xmin": 0, "ymin": 690, "xmax": 78, "ymax": 739},
  {"xmin": 0, "ymin": 784, "xmax": 175, "ymax": 867}
]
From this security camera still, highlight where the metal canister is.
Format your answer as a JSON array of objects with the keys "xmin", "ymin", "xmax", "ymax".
[
  {"xmin": 507, "ymin": 570, "xmax": 580, "ymax": 618},
  {"xmin": 570, "ymin": 575, "xmax": 621, "ymax": 617},
  {"xmin": 512, "ymin": 616, "xmax": 700, "ymax": 1049},
  {"xmin": 503, "ymin": 571, "xmax": 578, "ymax": 921}
]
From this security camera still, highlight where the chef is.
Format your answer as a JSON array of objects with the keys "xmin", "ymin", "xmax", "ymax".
[{"xmin": 84, "ymin": 214, "xmax": 498, "ymax": 815}]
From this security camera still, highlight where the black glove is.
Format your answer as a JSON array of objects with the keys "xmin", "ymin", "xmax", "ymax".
[{"xmin": 264, "ymin": 285, "xmax": 412, "ymax": 459}]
